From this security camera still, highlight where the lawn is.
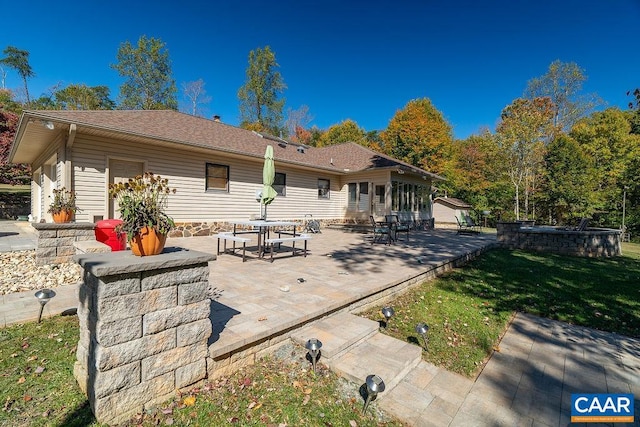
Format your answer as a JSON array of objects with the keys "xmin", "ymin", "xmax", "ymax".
[
  {"xmin": 0, "ymin": 316, "xmax": 403, "ymax": 427},
  {"xmin": 2, "ymin": 244, "xmax": 638, "ymax": 425},
  {"xmin": 360, "ymin": 243, "xmax": 640, "ymax": 377}
]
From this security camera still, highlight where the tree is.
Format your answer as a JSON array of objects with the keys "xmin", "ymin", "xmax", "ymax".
[
  {"xmin": 0, "ymin": 110, "xmax": 29, "ymax": 184},
  {"xmin": 0, "ymin": 89, "xmax": 22, "ymax": 114},
  {"xmin": 627, "ymin": 88, "xmax": 640, "ymax": 135},
  {"xmin": 0, "ymin": 46, "xmax": 35, "ymax": 104},
  {"xmin": 318, "ymin": 119, "xmax": 366, "ymax": 147},
  {"xmin": 541, "ymin": 134, "xmax": 596, "ymax": 224},
  {"xmin": 285, "ymin": 105, "xmax": 313, "ymax": 141},
  {"xmin": 111, "ymin": 36, "xmax": 178, "ymax": 110},
  {"xmin": 525, "ymin": 60, "xmax": 600, "ymax": 134},
  {"xmin": 181, "ymin": 79, "xmax": 211, "ymax": 117},
  {"xmin": 380, "ymin": 98, "xmax": 453, "ymax": 175},
  {"xmin": 54, "ymin": 84, "xmax": 115, "ymax": 110},
  {"xmin": 237, "ymin": 46, "xmax": 286, "ymax": 136},
  {"xmin": 570, "ymin": 107, "xmax": 640, "ymax": 227},
  {"xmin": 496, "ymin": 97, "xmax": 554, "ymax": 220}
]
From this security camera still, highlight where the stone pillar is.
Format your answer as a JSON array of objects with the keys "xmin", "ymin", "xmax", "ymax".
[
  {"xmin": 73, "ymin": 248, "xmax": 215, "ymax": 425},
  {"xmin": 32, "ymin": 222, "xmax": 96, "ymax": 265}
]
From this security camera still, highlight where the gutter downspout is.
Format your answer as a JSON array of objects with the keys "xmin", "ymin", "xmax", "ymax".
[{"xmin": 64, "ymin": 124, "xmax": 76, "ymax": 190}]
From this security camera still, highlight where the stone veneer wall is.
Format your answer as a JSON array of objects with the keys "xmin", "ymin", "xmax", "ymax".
[
  {"xmin": 497, "ymin": 222, "xmax": 622, "ymax": 257},
  {"xmin": 73, "ymin": 249, "xmax": 214, "ymax": 425},
  {"xmin": 32, "ymin": 222, "xmax": 96, "ymax": 265},
  {"xmin": 168, "ymin": 219, "xmax": 341, "ymax": 238}
]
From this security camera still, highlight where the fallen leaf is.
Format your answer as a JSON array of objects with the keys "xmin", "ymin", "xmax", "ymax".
[
  {"xmin": 34, "ymin": 366, "xmax": 45, "ymax": 374},
  {"xmin": 183, "ymin": 396, "xmax": 196, "ymax": 406},
  {"xmin": 242, "ymin": 377, "xmax": 251, "ymax": 387},
  {"xmin": 11, "ymin": 353, "xmax": 18, "ymax": 358},
  {"xmin": 253, "ymin": 403, "xmax": 262, "ymax": 410},
  {"xmin": 349, "ymin": 421, "xmax": 358, "ymax": 427},
  {"xmin": 42, "ymin": 409, "xmax": 51, "ymax": 417},
  {"xmin": 303, "ymin": 388, "xmax": 312, "ymax": 395},
  {"xmin": 247, "ymin": 401, "xmax": 256, "ymax": 409},
  {"xmin": 27, "ymin": 356, "xmax": 37, "ymax": 361},
  {"xmin": 17, "ymin": 377, "xmax": 26, "ymax": 384},
  {"xmin": 162, "ymin": 408, "xmax": 173, "ymax": 415},
  {"xmin": 165, "ymin": 417, "xmax": 174, "ymax": 425},
  {"xmin": 258, "ymin": 317, "xmax": 267, "ymax": 321},
  {"xmin": 302, "ymin": 395, "xmax": 310, "ymax": 405},
  {"xmin": 292, "ymin": 380, "xmax": 302, "ymax": 389},
  {"xmin": 23, "ymin": 395, "xmax": 32, "ymax": 402},
  {"xmin": 21, "ymin": 342, "xmax": 29, "ymax": 349}
]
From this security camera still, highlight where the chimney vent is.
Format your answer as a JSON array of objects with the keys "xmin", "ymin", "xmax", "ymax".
[{"xmin": 213, "ymin": 115, "xmax": 221, "ymax": 122}]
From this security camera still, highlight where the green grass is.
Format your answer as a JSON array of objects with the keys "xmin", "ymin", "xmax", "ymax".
[
  {"xmin": 0, "ymin": 317, "xmax": 403, "ymax": 427},
  {"xmin": 361, "ymin": 245, "xmax": 640, "ymax": 377}
]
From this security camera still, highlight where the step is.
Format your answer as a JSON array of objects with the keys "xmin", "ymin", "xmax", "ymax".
[
  {"xmin": 328, "ymin": 332, "xmax": 423, "ymax": 393},
  {"xmin": 290, "ymin": 312, "xmax": 379, "ymax": 360}
]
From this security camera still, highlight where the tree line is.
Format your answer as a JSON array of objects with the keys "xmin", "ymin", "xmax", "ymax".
[{"xmin": 1, "ymin": 37, "xmax": 638, "ymax": 237}]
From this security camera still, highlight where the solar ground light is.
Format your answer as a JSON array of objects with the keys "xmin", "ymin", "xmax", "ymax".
[
  {"xmin": 362, "ymin": 374, "xmax": 386, "ymax": 414},
  {"xmin": 381, "ymin": 306, "xmax": 394, "ymax": 329},
  {"xmin": 415, "ymin": 322, "xmax": 430, "ymax": 351},
  {"xmin": 34, "ymin": 289, "xmax": 56, "ymax": 323},
  {"xmin": 305, "ymin": 338, "xmax": 322, "ymax": 373}
]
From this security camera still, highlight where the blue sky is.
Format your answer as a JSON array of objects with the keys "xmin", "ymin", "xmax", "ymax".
[{"xmin": 2, "ymin": 0, "xmax": 638, "ymax": 139}]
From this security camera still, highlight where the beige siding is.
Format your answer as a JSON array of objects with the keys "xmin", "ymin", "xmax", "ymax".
[{"xmin": 70, "ymin": 135, "xmax": 347, "ymax": 222}]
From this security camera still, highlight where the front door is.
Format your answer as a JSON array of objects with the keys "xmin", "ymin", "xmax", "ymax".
[{"xmin": 109, "ymin": 159, "xmax": 144, "ymax": 218}]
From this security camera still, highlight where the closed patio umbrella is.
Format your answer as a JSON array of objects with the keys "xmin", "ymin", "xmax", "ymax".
[{"xmin": 261, "ymin": 145, "xmax": 277, "ymax": 220}]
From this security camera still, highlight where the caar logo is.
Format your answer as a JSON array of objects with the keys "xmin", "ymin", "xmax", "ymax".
[{"xmin": 571, "ymin": 393, "xmax": 634, "ymax": 423}]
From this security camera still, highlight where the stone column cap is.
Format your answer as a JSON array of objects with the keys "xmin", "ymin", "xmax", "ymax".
[{"xmin": 74, "ymin": 247, "xmax": 215, "ymax": 277}]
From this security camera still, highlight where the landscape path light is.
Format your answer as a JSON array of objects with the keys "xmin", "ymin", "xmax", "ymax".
[
  {"xmin": 415, "ymin": 322, "xmax": 430, "ymax": 351},
  {"xmin": 362, "ymin": 374, "xmax": 385, "ymax": 414},
  {"xmin": 305, "ymin": 338, "xmax": 322, "ymax": 373},
  {"xmin": 381, "ymin": 306, "xmax": 394, "ymax": 329},
  {"xmin": 35, "ymin": 289, "xmax": 56, "ymax": 323}
]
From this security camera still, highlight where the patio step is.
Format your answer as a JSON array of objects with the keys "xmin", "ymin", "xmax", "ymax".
[
  {"xmin": 291, "ymin": 311, "xmax": 379, "ymax": 360},
  {"xmin": 328, "ymin": 332, "xmax": 423, "ymax": 393},
  {"xmin": 291, "ymin": 312, "xmax": 423, "ymax": 394}
]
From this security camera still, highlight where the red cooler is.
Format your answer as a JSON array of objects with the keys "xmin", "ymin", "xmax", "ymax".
[{"xmin": 95, "ymin": 219, "xmax": 127, "ymax": 251}]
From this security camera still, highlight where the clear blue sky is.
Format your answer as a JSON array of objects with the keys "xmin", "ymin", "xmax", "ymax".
[{"xmin": 2, "ymin": 0, "xmax": 638, "ymax": 139}]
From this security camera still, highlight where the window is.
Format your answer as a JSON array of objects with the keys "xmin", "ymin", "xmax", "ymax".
[
  {"xmin": 273, "ymin": 172, "xmax": 286, "ymax": 196},
  {"xmin": 348, "ymin": 183, "xmax": 357, "ymax": 202},
  {"xmin": 318, "ymin": 178, "xmax": 330, "ymax": 199},
  {"xmin": 206, "ymin": 163, "xmax": 229, "ymax": 191}
]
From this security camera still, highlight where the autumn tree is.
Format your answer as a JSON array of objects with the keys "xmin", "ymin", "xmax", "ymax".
[
  {"xmin": 238, "ymin": 46, "xmax": 286, "ymax": 136},
  {"xmin": 541, "ymin": 134, "xmax": 597, "ymax": 224},
  {"xmin": 112, "ymin": 35, "xmax": 178, "ymax": 110},
  {"xmin": 54, "ymin": 84, "xmax": 115, "ymax": 110},
  {"xmin": 0, "ymin": 89, "xmax": 22, "ymax": 114},
  {"xmin": 0, "ymin": 46, "xmax": 35, "ymax": 105},
  {"xmin": 570, "ymin": 107, "xmax": 640, "ymax": 227},
  {"xmin": 0, "ymin": 110, "xmax": 29, "ymax": 184},
  {"xmin": 318, "ymin": 119, "xmax": 366, "ymax": 147},
  {"xmin": 525, "ymin": 60, "xmax": 599, "ymax": 134},
  {"xmin": 380, "ymin": 98, "xmax": 453, "ymax": 175},
  {"xmin": 496, "ymin": 97, "xmax": 554, "ymax": 220},
  {"xmin": 285, "ymin": 105, "xmax": 313, "ymax": 141},
  {"xmin": 181, "ymin": 79, "xmax": 211, "ymax": 117}
]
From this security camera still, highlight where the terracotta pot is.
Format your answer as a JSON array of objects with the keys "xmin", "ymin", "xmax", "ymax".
[
  {"xmin": 130, "ymin": 226, "xmax": 167, "ymax": 256},
  {"xmin": 52, "ymin": 210, "xmax": 73, "ymax": 223}
]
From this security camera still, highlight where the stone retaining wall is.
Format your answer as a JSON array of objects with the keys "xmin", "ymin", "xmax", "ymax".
[
  {"xmin": 168, "ymin": 219, "xmax": 340, "ymax": 238},
  {"xmin": 497, "ymin": 222, "xmax": 622, "ymax": 257},
  {"xmin": 32, "ymin": 222, "xmax": 96, "ymax": 265},
  {"xmin": 73, "ymin": 249, "xmax": 215, "ymax": 425}
]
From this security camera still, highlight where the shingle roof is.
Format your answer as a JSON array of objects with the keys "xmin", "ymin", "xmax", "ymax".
[
  {"xmin": 433, "ymin": 197, "xmax": 472, "ymax": 209},
  {"xmin": 17, "ymin": 109, "xmax": 444, "ymax": 179}
]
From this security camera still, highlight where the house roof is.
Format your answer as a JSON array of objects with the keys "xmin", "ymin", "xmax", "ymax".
[
  {"xmin": 433, "ymin": 197, "xmax": 472, "ymax": 209},
  {"xmin": 10, "ymin": 110, "xmax": 444, "ymax": 180}
]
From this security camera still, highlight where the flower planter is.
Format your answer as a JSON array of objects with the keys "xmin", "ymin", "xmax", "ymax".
[
  {"xmin": 130, "ymin": 226, "xmax": 167, "ymax": 256},
  {"xmin": 52, "ymin": 210, "xmax": 74, "ymax": 223}
]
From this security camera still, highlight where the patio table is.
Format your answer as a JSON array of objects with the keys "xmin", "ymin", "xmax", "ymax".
[{"xmin": 230, "ymin": 220, "xmax": 299, "ymax": 258}]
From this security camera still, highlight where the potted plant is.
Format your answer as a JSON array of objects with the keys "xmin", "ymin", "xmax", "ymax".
[
  {"xmin": 47, "ymin": 187, "xmax": 77, "ymax": 223},
  {"xmin": 108, "ymin": 172, "xmax": 176, "ymax": 256}
]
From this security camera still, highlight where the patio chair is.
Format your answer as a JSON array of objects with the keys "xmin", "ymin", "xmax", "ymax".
[
  {"xmin": 385, "ymin": 214, "xmax": 410, "ymax": 242},
  {"xmin": 456, "ymin": 215, "xmax": 479, "ymax": 234},
  {"xmin": 574, "ymin": 218, "xmax": 589, "ymax": 231},
  {"xmin": 464, "ymin": 214, "xmax": 481, "ymax": 233},
  {"xmin": 370, "ymin": 215, "xmax": 392, "ymax": 245}
]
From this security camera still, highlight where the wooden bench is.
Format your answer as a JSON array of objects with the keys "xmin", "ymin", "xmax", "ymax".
[
  {"xmin": 264, "ymin": 234, "xmax": 311, "ymax": 262},
  {"xmin": 215, "ymin": 232, "xmax": 252, "ymax": 262}
]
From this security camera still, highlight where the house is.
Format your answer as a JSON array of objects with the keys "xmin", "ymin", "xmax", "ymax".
[
  {"xmin": 9, "ymin": 110, "xmax": 444, "ymax": 236},
  {"xmin": 432, "ymin": 197, "xmax": 472, "ymax": 227}
]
